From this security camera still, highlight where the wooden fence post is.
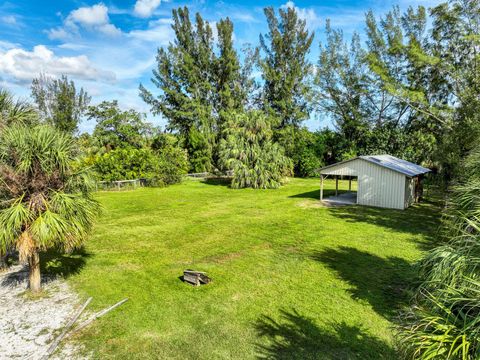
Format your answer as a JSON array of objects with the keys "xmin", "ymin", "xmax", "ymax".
[{"xmin": 320, "ymin": 175, "xmax": 324, "ymax": 201}]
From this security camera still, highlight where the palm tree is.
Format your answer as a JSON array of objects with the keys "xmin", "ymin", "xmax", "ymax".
[
  {"xmin": 0, "ymin": 124, "xmax": 100, "ymax": 292},
  {"xmin": 0, "ymin": 89, "xmax": 38, "ymax": 129},
  {"xmin": 0, "ymin": 89, "xmax": 39, "ymax": 269},
  {"xmin": 218, "ymin": 110, "xmax": 292, "ymax": 189}
]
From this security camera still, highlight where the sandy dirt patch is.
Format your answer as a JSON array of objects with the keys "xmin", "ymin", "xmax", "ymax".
[{"xmin": 0, "ymin": 265, "xmax": 86, "ymax": 360}]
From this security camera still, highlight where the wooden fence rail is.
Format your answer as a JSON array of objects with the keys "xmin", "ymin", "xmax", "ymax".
[{"xmin": 95, "ymin": 179, "xmax": 143, "ymax": 191}]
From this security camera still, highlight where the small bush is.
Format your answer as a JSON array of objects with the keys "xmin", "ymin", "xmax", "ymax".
[{"xmin": 156, "ymin": 145, "xmax": 189, "ymax": 185}]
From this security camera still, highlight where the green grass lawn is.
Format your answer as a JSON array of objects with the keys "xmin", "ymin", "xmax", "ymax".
[{"xmin": 44, "ymin": 177, "xmax": 441, "ymax": 359}]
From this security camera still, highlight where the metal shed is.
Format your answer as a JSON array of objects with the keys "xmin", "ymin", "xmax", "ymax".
[{"xmin": 319, "ymin": 155, "xmax": 430, "ymax": 210}]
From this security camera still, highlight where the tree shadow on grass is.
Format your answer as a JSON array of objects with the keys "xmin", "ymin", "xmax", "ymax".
[
  {"xmin": 255, "ymin": 309, "xmax": 395, "ymax": 359},
  {"xmin": 41, "ymin": 247, "xmax": 91, "ymax": 278},
  {"xmin": 1, "ymin": 247, "xmax": 92, "ymax": 286},
  {"xmin": 311, "ymin": 246, "xmax": 414, "ymax": 320},
  {"xmin": 201, "ymin": 177, "xmax": 232, "ymax": 187},
  {"xmin": 289, "ymin": 189, "xmax": 350, "ymax": 200},
  {"xmin": 327, "ymin": 201, "xmax": 441, "ymax": 251}
]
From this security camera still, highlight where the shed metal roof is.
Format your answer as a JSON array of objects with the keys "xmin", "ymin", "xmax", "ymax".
[{"xmin": 320, "ymin": 154, "xmax": 430, "ymax": 177}]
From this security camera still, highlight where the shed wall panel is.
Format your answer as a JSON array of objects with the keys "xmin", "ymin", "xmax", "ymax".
[
  {"xmin": 404, "ymin": 177, "xmax": 415, "ymax": 208},
  {"xmin": 321, "ymin": 158, "xmax": 407, "ymax": 209}
]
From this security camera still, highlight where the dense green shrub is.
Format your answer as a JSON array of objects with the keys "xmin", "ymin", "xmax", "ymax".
[
  {"xmin": 275, "ymin": 127, "xmax": 323, "ymax": 177},
  {"xmin": 218, "ymin": 111, "xmax": 292, "ymax": 189},
  {"xmin": 156, "ymin": 145, "xmax": 189, "ymax": 184},
  {"xmin": 94, "ymin": 148, "xmax": 156, "ymax": 182},
  {"xmin": 398, "ymin": 145, "xmax": 480, "ymax": 359},
  {"xmin": 294, "ymin": 149, "xmax": 322, "ymax": 177},
  {"xmin": 94, "ymin": 146, "xmax": 188, "ymax": 185}
]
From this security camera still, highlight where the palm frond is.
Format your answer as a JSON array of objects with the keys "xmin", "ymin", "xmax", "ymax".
[{"xmin": 0, "ymin": 124, "xmax": 101, "ymax": 263}]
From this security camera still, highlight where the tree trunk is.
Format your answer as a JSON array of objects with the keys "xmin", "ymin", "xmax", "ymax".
[
  {"xmin": 28, "ymin": 250, "xmax": 41, "ymax": 293},
  {"xmin": 0, "ymin": 253, "xmax": 6, "ymax": 271}
]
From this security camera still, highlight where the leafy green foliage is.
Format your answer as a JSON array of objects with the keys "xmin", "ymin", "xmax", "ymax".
[
  {"xmin": 140, "ymin": 8, "xmax": 258, "ymax": 173},
  {"xmin": 94, "ymin": 148, "xmax": 158, "ymax": 182},
  {"xmin": 0, "ymin": 88, "xmax": 38, "ymax": 129},
  {"xmin": 94, "ymin": 146, "xmax": 188, "ymax": 185},
  {"xmin": 31, "ymin": 74, "xmax": 90, "ymax": 134},
  {"xmin": 260, "ymin": 6, "xmax": 314, "ymax": 129},
  {"xmin": 140, "ymin": 7, "xmax": 216, "ymax": 172},
  {"xmin": 275, "ymin": 127, "xmax": 324, "ymax": 177},
  {"xmin": 215, "ymin": 18, "xmax": 247, "ymax": 130},
  {"xmin": 156, "ymin": 144, "xmax": 189, "ymax": 185},
  {"xmin": 218, "ymin": 111, "xmax": 292, "ymax": 188},
  {"xmin": 140, "ymin": 6, "xmax": 317, "ymax": 175},
  {"xmin": 0, "ymin": 124, "xmax": 100, "ymax": 291},
  {"xmin": 316, "ymin": 23, "xmax": 369, "ymax": 153},
  {"xmin": 315, "ymin": 8, "xmax": 438, "ymax": 164},
  {"xmin": 399, "ymin": 283, "xmax": 480, "ymax": 360},
  {"xmin": 398, "ymin": 143, "xmax": 480, "ymax": 359},
  {"xmin": 88, "ymin": 101, "xmax": 155, "ymax": 151},
  {"xmin": 365, "ymin": 1, "xmax": 480, "ymax": 179}
]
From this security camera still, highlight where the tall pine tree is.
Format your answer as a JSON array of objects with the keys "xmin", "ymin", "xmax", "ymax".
[
  {"xmin": 141, "ymin": 8, "xmax": 251, "ymax": 172},
  {"xmin": 259, "ymin": 6, "xmax": 314, "ymax": 129},
  {"xmin": 316, "ymin": 22, "xmax": 369, "ymax": 157},
  {"xmin": 140, "ymin": 7, "xmax": 216, "ymax": 172},
  {"xmin": 215, "ymin": 18, "xmax": 244, "ymax": 130}
]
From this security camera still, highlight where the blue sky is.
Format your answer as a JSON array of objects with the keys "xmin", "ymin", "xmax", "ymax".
[{"xmin": 0, "ymin": 0, "xmax": 441, "ymax": 132}]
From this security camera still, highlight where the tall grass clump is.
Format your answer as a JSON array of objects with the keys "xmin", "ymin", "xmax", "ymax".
[{"xmin": 398, "ymin": 146, "xmax": 480, "ymax": 359}]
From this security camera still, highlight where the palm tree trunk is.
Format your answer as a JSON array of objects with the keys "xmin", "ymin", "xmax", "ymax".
[
  {"xmin": 28, "ymin": 250, "xmax": 41, "ymax": 293},
  {"xmin": 0, "ymin": 252, "xmax": 6, "ymax": 271}
]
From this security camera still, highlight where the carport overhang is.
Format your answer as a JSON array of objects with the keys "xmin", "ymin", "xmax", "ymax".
[{"xmin": 319, "ymin": 173, "xmax": 356, "ymax": 201}]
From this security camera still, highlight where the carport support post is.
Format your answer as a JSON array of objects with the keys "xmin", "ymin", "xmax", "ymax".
[
  {"xmin": 349, "ymin": 177, "xmax": 352, "ymax": 192},
  {"xmin": 320, "ymin": 175, "xmax": 324, "ymax": 201},
  {"xmin": 335, "ymin": 176, "xmax": 338, "ymax": 196}
]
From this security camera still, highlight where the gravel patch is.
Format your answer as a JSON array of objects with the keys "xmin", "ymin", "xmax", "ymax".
[{"xmin": 0, "ymin": 265, "xmax": 86, "ymax": 359}]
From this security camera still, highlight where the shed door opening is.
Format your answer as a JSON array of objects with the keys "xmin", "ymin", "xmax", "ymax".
[{"xmin": 320, "ymin": 175, "xmax": 357, "ymax": 206}]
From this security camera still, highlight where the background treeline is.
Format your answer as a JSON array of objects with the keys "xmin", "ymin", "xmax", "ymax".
[
  {"xmin": 1, "ymin": 1, "xmax": 478, "ymax": 187},
  {"xmin": 137, "ymin": 1, "xmax": 478, "ymax": 188}
]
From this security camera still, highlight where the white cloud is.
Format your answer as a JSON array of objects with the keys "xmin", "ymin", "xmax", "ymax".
[
  {"xmin": 325, "ymin": 11, "xmax": 365, "ymax": 30},
  {"xmin": 127, "ymin": 19, "xmax": 173, "ymax": 45},
  {"xmin": 1, "ymin": 15, "xmax": 17, "ymax": 25},
  {"xmin": 0, "ymin": 40, "xmax": 18, "ymax": 51},
  {"xmin": 231, "ymin": 13, "xmax": 258, "ymax": 23},
  {"xmin": 0, "ymin": 45, "xmax": 116, "ymax": 84},
  {"xmin": 47, "ymin": 3, "xmax": 121, "ymax": 40},
  {"xmin": 98, "ymin": 23, "xmax": 122, "ymax": 36},
  {"xmin": 69, "ymin": 4, "xmax": 109, "ymax": 26},
  {"xmin": 281, "ymin": 1, "xmax": 321, "ymax": 30},
  {"xmin": 134, "ymin": 0, "xmax": 162, "ymax": 18},
  {"xmin": 108, "ymin": 5, "xmax": 130, "ymax": 15},
  {"xmin": 281, "ymin": 1, "xmax": 295, "ymax": 9},
  {"xmin": 47, "ymin": 27, "xmax": 72, "ymax": 41},
  {"xmin": 58, "ymin": 43, "xmax": 90, "ymax": 51},
  {"xmin": 148, "ymin": 18, "xmax": 172, "ymax": 26}
]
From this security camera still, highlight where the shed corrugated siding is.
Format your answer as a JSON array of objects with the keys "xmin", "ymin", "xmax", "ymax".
[{"xmin": 321, "ymin": 158, "xmax": 406, "ymax": 209}]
